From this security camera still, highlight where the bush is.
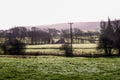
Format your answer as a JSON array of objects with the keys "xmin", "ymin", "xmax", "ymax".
[
  {"xmin": 1, "ymin": 39, "xmax": 26, "ymax": 55},
  {"xmin": 0, "ymin": 44, "xmax": 3, "ymax": 54},
  {"xmin": 60, "ymin": 43, "xmax": 73, "ymax": 57}
]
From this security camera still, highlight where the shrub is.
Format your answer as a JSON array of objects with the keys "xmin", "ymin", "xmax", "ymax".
[
  {"xmin": 1, "ymin": 39, "xmax": 26, "ymax": 55},
  {"xmin": 60, "ymin": 43, "xmax": 73, "ymax": 57}
]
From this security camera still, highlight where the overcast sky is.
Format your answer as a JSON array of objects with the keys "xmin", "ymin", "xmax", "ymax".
[{"xmin": 0, "ymin": 0, "xmax": 120, "ymax": 30}]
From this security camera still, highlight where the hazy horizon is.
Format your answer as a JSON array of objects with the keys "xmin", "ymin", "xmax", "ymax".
[{"xmin": 0, "ymin": 0, "xmax": 120, "ymax": 30}]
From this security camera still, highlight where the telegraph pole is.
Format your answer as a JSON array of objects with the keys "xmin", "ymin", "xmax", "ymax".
[{"xmin": 68, "ymin": 22, "xmax": 73, "ymax": 52}]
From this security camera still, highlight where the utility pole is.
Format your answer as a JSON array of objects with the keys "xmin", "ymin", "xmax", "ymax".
[{"xmin": 68, "ymin": 22, "xmax": 73, "ymax": 52}]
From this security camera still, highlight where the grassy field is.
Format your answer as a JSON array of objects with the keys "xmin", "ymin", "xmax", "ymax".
[
  {"xmin": 26, "ymin": 44, "xmax": 97, "ymax": 49},
  {"xmin": 0, "ymin": 56, "xmax": 120, "ymax": 80},
  {"xmin": 25, "ymin": 44, "xmax": 99, "ymax": 55}
]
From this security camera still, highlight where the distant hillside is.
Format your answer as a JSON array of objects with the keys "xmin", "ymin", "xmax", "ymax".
[{"xmin": 22, "ymin": 22, "xmax": 100, "ymax": 31}]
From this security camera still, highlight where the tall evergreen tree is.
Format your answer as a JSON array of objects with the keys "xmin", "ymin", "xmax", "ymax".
[
  {"xmin": 98, "ymin": 18, "xmax": 114, "ymax": 56},
  {"xmin": 113, "ymin": 20, "xmax": 120, "ymax": 55}
]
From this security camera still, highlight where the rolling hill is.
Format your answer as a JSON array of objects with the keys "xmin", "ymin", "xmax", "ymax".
[{"xmin": 27, "ymin": 22, "xmax": 100, "ymax": 31}]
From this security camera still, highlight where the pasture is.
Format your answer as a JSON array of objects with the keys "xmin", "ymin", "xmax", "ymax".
[
  {"xmin": 25, "ymin": 44, "xmax": 99, "ymax": 55},
  {"xmin": 0, "ymin": 56, "xmax": 120, "ymax": 80}
]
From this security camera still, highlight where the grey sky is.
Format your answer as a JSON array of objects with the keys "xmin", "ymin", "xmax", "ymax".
[{"xmin": 0, "ymin": 0, "xmax": 120, "ymax": 30}]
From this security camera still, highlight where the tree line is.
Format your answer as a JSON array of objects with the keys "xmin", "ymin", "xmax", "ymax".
[{"xmin": 0, "ymin": 27, "xmax": 99, "ymax": 44}]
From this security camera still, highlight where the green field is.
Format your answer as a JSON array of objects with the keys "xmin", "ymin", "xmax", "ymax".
[{"xmin": 0, "ymin": 56, "xmax": 120, "ymax": 80}]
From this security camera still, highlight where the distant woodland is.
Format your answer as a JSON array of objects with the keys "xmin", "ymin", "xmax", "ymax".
[{"xmin": 0, "ymin": 27, "xmax": 99, "ymax": 45}]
